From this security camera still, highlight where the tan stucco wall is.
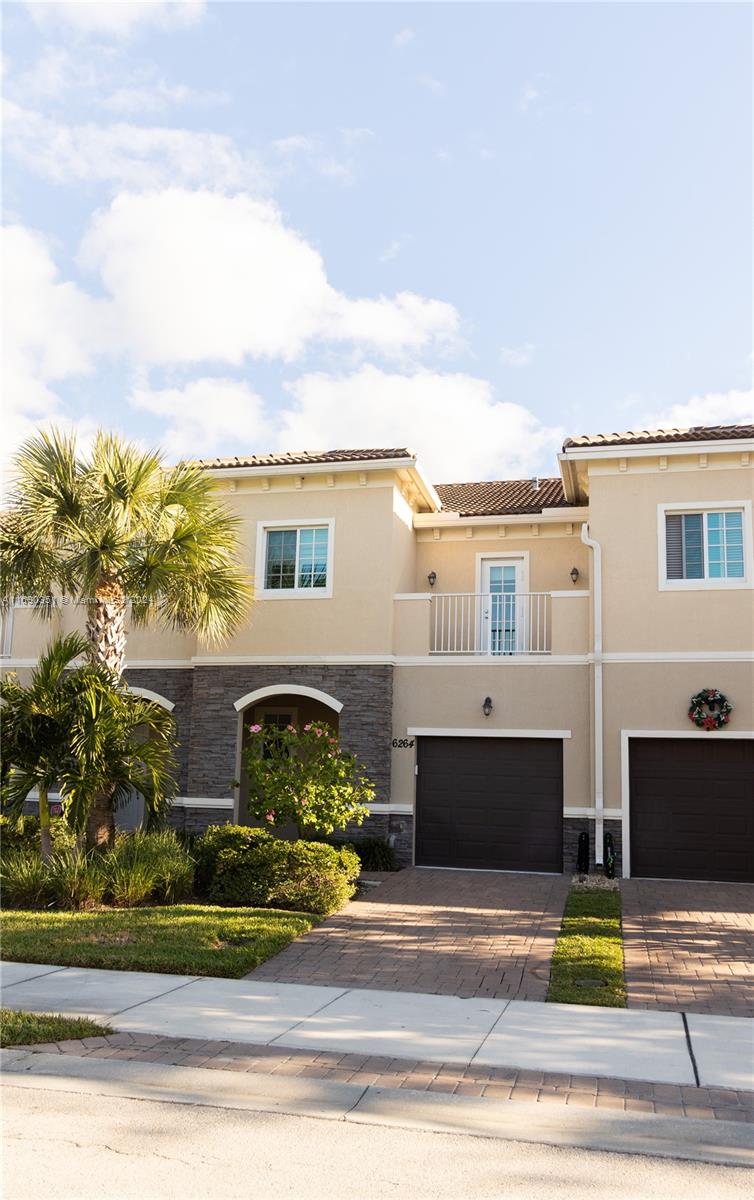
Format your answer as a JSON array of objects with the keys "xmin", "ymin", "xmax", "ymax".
[
  {"xmin": 587, "ymin": 454, "xmax": 754, "ymax": 653},
  {"xmin": 602, "ymin": 659, "xmax": 754, "ymax": 815},
  {"xmin": 415, "ymin": 527, "xmax": 589, "ymax": 595},
  {"xmin": 390, "ymin": 663, "xmax": 592, "ymax": 815}
]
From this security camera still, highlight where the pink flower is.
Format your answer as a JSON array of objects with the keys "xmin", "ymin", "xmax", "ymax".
[
  {"xmin": 265, "ymin": 810, "xmax": 275, "ymax": 823},
  {"xmin": 249, "ymin": 723, "xmax": 262, "ymax": 733},
  {"xmin": 329, "ymin": 737, "xmax": 337, "ymax": 745},
  {"xmin": 303, "ymin": 724, "xmax": 312, "ymax": 732},
  {"xmin": 286, "ymin": 724, "xmax": 296, "ymax": 732},
  {"xmin": 315, "ymin": 728, "xmax": 323, "ymax": 737}
]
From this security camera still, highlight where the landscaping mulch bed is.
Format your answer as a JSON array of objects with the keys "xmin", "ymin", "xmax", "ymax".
[{"xmin": 13, "ymin": 1031, "xmax": 753, "ymax": 1124}]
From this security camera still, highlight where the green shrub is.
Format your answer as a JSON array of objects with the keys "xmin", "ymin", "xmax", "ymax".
[
  {"xmin": 353, "ymin": 837, "xmax": 398, "ymax": 872},
  {"xmin": 207, "ymin": 833, "xmax": 359, "ymax": 915},
  {"xmin": 0, "ymin": 814, "xmax": 77, "ymax": 858},
  {"xmin": 45, "ymin": 851, "xmax": 106, "ymax": 910},
  {"xmin": 102, "ymin": 830, "xmax": 194, "ymax": 906},
  {"xmin": 0, "ymin": 850, "xmax": 50, "ymax": 908},
  {"xmin": 193, "ymin": 824, "xmax": 270, "ymax": 896}
]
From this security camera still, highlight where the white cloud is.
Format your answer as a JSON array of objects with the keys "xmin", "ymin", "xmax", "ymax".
[
  {"xmin": 642, "ymin": 389, "xmax": 754, "ymax": 431},
  {"xmin": 0, "ymin": 224, "xmax": 111, "ymax": 473},
  {"xmin": 272, "ymin": 134, "xmax": 356, "ymax": 185},
  {"xmin": 517, "ymin": 82, "xmax": 540, "ymax": 113},
  {"xmin": 418, "ymin": 74, "xmax": 446, "ymax": 97},
  {"xmin": 379, "ymin": 235, "xmax": 412, "ymax": 263},
  {"xmin": 279, "ymin": 366, "xmax": 562, "ymax": 481},
  {"xmin": 24, "ymin": 1, "xmax": 205, "ymax": 40},
  {"xmin": 78, "ymin": 189, "xmax": 459, "ymax": 365},
  {"xmin": 103, "ymin": 78, "xmax": 228, "ymax": 115},
  {"xmin": 341, "ymin": 127, "xmax": 374, "ymax": 148},
  {"xmin": 393, "ymin": 27, "xmax": 415, "ymax": 51},
  {"xmin": 500, "ymin": 343, "xmax": 534, "ymax": 368},
  {"xmin": 129, "ymin": 378, "xmax": 271, "ymax": 459},
  {"xmin": 4, "ymin": 101, "xmax": 267, "ymax": 191},
  {"xmin": 7, "ymin": 46, "xmax": 101, "ymax": 103}
]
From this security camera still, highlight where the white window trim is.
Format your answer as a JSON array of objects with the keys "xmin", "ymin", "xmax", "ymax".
[
  {"xmin": 474, "ymin": 551, "xmax": 530, "ymax": 595},
  {"xmin": 255, "ymin": 518, "xmax": 335, "ymax": 600},
  {"xmin": 657, "ymin": 500, "xmax": 752, "ymax": 591}
]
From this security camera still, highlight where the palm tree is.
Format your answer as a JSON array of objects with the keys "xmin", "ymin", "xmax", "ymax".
[
  {"xmin": 1, "ymin": 635, "xmax": 178, "ymax": 854},
  {"xmin": 1, "ymin": 429, "xmax": 251, "ymax": 845}
]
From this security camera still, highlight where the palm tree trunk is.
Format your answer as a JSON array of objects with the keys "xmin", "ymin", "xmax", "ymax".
[
  {"xmin": 39, "ymin": 786, "xmax": 53, "ymax": 861},
  {"xmin": 86, "ymin": 788, "xmax": 116, "ymax": 850},
  {"xmin": 87, "ymin": 574, "xmax": 128, "ymax": 677}
]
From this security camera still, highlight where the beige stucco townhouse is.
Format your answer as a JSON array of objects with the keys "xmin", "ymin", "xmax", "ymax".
[{"xmin": 4, "ymin": 423, "xmax": 753, "ymax": 881}]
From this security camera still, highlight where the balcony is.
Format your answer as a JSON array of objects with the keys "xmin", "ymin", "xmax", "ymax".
[
  {"xmin": 430, "ymin": 592, "xmax": 551, "ymax": 655},
  {"xmin": 393, "ymin": 590, "xmax": 590, "ymax": 657}
]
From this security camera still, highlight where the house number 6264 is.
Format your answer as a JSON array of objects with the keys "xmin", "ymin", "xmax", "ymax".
[{"xmin": 391, "ymin": 738, "xmax": 415, "ymax": 749}]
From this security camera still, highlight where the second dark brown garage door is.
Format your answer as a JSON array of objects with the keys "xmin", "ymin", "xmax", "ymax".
[
  {"xmin": 415, "ymin": 737, "xmax": 563, "ymax": 872},
  {"xmin": 630, "ymin": 738, "xmax": 754, "ymax": 883}
]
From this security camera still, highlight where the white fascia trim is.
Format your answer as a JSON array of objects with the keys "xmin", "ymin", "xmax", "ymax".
[
  {"xmin": 394, "ymin": 593, "xmax": 433, "ymax": 601},
  {"xmin": 127, "ymin": 686, "xmax": 175, "ymax": 711},
  {"xmin": 565, "ymin": 807, "xmax": 623, "ymax": 819},
  {"xmin": 550, "ymin": 590, "xmax": 591, "ymax": 599},
  {"xmin": 172, "ymin": 797, "xmax": 234, "ymax": 809},
  {"xmin": 204, "ymin": 457, "xmax": 418, "ymax": 480},
  {"xmin": 255, "ymin": 517, "xmax": 335, "ymax": 601},
  {"xmin": 414, "ymin": 508, "xmax": 588, "ymax": 529},
  {"xmin": 193, "ymin": 654, "xmax": 395, "ymax": 665},
  {"xmin": 408, "ymin": 727, "xmax": 572, "ymax": 738},
  {"xmin": 561, "ymin": 439, "xmax": 754, "ymax": 462},
  {"xmin": 657, "ymin": 500, "xmax": 753, "ymax": 592},
  {"xmin": 404, "ymin": 655, "xmax": 589, "ymax": 666},
  {"xmin": 125, "ymin": 661, "xmax": 194, "ymax": 669},
  {"xmin": 368, "ymin": 803, "xmax": 413, "ymax": 815},
  {"xmin": 233, "ymin": 684, "xmax": 344, "ymax": 713},
  {"xmin": 620, "ymin": 728, "xmax": 754, "ymax": 879},
  {"xmin": 603, "ymin": 651, "xmax": 754, "ymax": 663}
]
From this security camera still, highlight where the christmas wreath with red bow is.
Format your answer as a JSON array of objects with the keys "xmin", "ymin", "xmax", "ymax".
[{"xmin": 688, "ymin": 688, "xmax": 733, "ymax": 731}]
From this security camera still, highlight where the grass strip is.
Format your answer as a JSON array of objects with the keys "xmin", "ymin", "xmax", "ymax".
[
  {"xmin": 547, "ymin": 887, "xmax": 626, "ymax": 1007},
  {"xmin": 1, "ymin": 1009, "xmax": 112, "ymax": 1047},
  {"xmin": 0, "ymin": 904, "xmax": 317, "ymax": 979}
]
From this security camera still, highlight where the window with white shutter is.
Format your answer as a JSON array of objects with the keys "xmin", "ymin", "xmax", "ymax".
[{"xmin": 660, "ymin": 505, "xmax": 750, "ymax": 588}]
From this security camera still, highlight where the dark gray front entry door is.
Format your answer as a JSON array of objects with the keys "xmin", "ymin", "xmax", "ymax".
[
  {"xmin": 415, "ymin": 737, "xmax": 563, "ymax": 872},
  {"xmin": 629, "ymin": 737, "xmax": 754, "ymax": 883}
]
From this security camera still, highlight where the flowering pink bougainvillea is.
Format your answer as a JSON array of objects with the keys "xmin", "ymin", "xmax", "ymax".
[{"xmin": 243, "ymin": 720, "xmax": 373, "ymax": 836}]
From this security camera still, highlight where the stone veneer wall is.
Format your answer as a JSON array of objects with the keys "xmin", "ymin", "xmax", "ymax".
[
  {"xmin": 563, "ymin": 817, "xmax": 623, "ymax": 876},
  {"xmin": 185, "ymin": 664, "xmax": 394, "ymax": 805},
  {"xmin": 344, "ymin": 812, "xmax": 414, "ymax": 867},
  {"xmin": 123, "ymin": 668, "xmax": 193, "ymax": 794}
]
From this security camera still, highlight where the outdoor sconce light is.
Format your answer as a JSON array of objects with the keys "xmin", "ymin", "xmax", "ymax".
[
  {"xmin": 570, "ymin": 566, "xmax": 580, "ymax": 585},
  {"xmin": 427, "ymin": 571, "xmax": 437, "ymax": 587},
  {"xmin": 482, "ymin": 696, "xmax": 493, "ymax": 717}
]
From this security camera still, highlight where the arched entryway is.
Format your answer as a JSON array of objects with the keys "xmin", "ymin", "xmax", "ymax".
[{"xmin": 233, "ymin": 686, "xmax": 342, "ymax": 827}]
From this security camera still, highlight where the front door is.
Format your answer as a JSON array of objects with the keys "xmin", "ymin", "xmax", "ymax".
[{"xmin": 481, "ymin": 560, "xmax": 525, "ymax": 654}]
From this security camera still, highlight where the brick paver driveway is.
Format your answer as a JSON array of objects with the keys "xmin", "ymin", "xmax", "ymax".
[
  {"xmin": 621, "ymin": 879, "xmax": 754, "ymax": 1017},
  {"xmin": 247, "ymin": 868, "xmax": 569, "ymax": 1000}
]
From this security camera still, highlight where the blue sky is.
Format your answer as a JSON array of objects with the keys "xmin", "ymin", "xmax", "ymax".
[{"xmin": 3, "ymin": 1, "xmax": 752, "ymax": 482}]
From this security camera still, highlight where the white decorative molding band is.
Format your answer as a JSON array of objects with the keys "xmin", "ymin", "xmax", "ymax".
[
  {"xmin": 407, "ymin": 727, "xmax": 572, "ymax": 739},
  {"xmin": 127, "ymin": 686, "xmax": 175, "ymax": 711},
  {"xmin": 393, "ymin": 593, "xmax": 433, "ymax": 601},
  {"xmin": 368, "ymin": 803, "xmax": 413, "ymax": 815},
  {"xmin": 549, "ymin": 590, "xmax": 591, "ymax": 599},
  {"xmin": 172, "ymin": 797, "xmax": 234, "ymax": 809},
  {"xmin": 603, "ymin": 651, "xmax": 754, "ymax": 663},
  {"xmin": 564, "ymin": 807, "xmax": 623, "ymax": 819},
  {"xmin": 233, "ymin": 684, "xmax": 343, "ymax": 713}
]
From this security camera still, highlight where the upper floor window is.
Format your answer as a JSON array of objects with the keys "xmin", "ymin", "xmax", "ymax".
[
  {"xmin": 659, "ymin": 503, "xmax": 752, "ymax": 590},
  {"xmin": 256, "ymin": 520, "xmax": 334, "ymax": 598}
]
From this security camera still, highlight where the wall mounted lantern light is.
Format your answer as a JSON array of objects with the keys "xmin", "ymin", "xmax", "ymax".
[
  {"xmin": 482, "ymin": 696, "xmax": 493, "ymax": 717},
  {"xmin": 427, "ymin": 571, "xmax": 437, "ymax": 588},
  {"xmin": 570, "ymin": 566, "xmax": 580, "ymax": 585}
]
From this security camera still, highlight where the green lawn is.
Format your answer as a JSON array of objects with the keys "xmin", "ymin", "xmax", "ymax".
[
  {"xmin": 0, "ymin": 1009, "xmax": 112, "ymax": 1047},
  {"xmin": 547, "ymin": 887, "xmax": 626, "ymax": 1007},
  {"xmin": 0, "ymin": 905, "xmax": 317, "ymax": 979}
]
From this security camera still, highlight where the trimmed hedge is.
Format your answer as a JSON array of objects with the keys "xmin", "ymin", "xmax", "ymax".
[{"xmin": 198, "ymin": 825, "xmax": 360, "ymax": 915}]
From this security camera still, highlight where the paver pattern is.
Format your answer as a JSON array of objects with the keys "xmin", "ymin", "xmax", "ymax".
[
  {"xmin": 621, "ymin": 879, "xmax": 754, "ymax": 1018},
  {"xmin": 18, "ymin": 1032, "xmax": 753, "ymax": 1123},
  {"xmin": 246, "ymin": 867, "xmax": 570, "ymax": 999}
]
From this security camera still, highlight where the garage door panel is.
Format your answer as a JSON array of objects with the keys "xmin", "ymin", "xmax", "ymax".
[
  {"xmin": 415, "ymin": 737, "xmax": 562, "ymax": 872},
  {"xmin": 630, "ymin": 738, "xmax": 754, "ymax": 883}
]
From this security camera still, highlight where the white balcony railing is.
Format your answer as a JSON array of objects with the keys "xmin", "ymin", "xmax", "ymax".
[{"xmin": 430, "ymin": 592, "xmax": 551, "ymax": 655}]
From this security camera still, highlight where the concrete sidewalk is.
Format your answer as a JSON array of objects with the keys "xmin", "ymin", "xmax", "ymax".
[{"xmin": 3, "ymin": 960, "xmax": 753, "ymax": 1091}]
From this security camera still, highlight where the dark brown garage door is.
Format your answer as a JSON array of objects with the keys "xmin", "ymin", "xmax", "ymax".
[
  {"xmin": 415, "ymin": 737, "xmax": 563, "ymax": 872},
  {"xmin": 630, "ymin": 738, "xmax": 754, "ymax": 883}
]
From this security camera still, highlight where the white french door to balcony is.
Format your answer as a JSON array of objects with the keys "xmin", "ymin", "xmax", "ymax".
[{"xmin": 480, "ymin": 558, "xmax": 526, "ymax": 655}]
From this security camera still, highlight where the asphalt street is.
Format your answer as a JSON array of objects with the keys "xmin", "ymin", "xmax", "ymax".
[{"xmin": 3, "ymin": 1083, "xmax": 751, "ymax": 1200}]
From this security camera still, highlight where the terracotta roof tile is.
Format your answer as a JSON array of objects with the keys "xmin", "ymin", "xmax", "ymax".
[
  {"xmin": 196, "ymin": 448, "xmax": 414, "ymax": 469},
  {"xmin": 434, "ymin": 477, "xmax": 572, "ymax": 517},
  {"xmin": 563, "ymin": 423, "xmax": 754, "ymax": 450}
]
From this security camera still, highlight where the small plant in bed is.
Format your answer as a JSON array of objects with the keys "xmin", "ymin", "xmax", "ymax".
[
  {"xmin": 547, "ymin": 886, "xmax": 626, "ymax": 1007},
  {"xmin": 0, "ymin": 1009, "xmax": 112, "ymax": 1047},
  {"xmin": 0, "ymin": 906, "xmax": 317, "ymax": 978}
]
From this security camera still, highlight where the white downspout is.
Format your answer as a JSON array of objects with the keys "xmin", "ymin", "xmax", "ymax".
[{"xmin": 580, "ymin": 522, "xmax": 604, "ymax": 865}]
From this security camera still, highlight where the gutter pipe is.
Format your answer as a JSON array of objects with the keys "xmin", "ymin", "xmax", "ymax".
[{"xmin": 580, "ymin": 522, "xmax": 604, "ymax": 864}]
